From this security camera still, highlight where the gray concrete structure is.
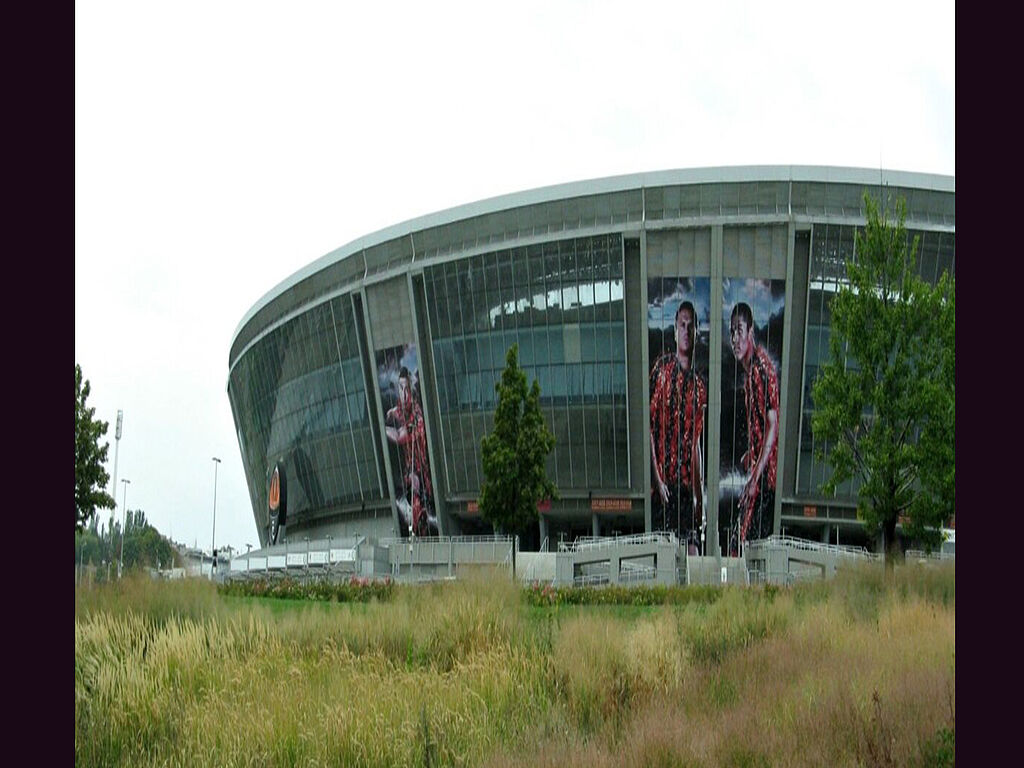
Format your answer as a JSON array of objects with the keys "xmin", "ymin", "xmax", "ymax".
[
  {"xmin": 745, "ymin": 535, "xmax": 882, "ymax": 585},
  {"xmin": 228, "ymin": 535, "xmax": 514, "ymax": 583},
  {"xmin": 553, "ymin": 532, "xmax": 679, "ymax": 586},
  {"xmin": 228, "ymin": 167, "xmax": 954, "ymax": 557},
  {"xmin": 225, "ymin": 532, "xmax": 907, "ymax": 589}
]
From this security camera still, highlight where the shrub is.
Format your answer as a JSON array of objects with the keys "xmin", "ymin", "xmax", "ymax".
[
  {"xmin": 218, "ymin": 575, "xmax": 395, "ymax": 603},
  {"xmin": 523, "ymin": 582, "xmax": 722, "ymax": 608}
]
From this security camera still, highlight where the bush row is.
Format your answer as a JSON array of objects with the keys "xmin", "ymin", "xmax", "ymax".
[
  {"xmin": 219, "ymin": 576, "xmax": 395, "ymax": 602},
  {"xmin": 219, "ymin": 577, "xmax": 735, "ymax": 607},
  {"xmin": 523, "ymin": 581, "xmax": 725, "ymax": 607}
]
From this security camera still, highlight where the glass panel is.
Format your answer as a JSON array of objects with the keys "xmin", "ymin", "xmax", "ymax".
[{"xmin": 412, "ymin": 235, "xmax": 627, "ymax": 494}]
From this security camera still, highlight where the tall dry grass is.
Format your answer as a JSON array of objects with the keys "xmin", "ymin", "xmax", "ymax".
[
  {"xmin": 490, "ymin": 563, "xmax": 955, "ymax": 768},
  {"xmin": 76, "ymin": 562, "xmax": 954, "ymax": 767}
]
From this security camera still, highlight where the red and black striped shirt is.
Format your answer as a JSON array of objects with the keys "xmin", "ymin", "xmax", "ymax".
[{"xmin": 650, "ymin": 354, "xmax": 707, "ymax": 492}]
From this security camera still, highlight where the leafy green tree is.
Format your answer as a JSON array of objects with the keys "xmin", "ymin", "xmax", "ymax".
[
  {"xmin": 75, "ymin": 509, "xmax": 181, "ymax": 573},
  {"xmin": 75, "ymin": 364, "xmax": 115, "ymax": 532},
  {"xmin": 811, "ymin": 193, "xmax": 954, "ymax": 560},
  {"xmin": 479, "ymin": 344, "xmax": 557, "ymax": 535},
  {"xmin": 121, "ymin": 509, "xmax": 180, "ymax": 569},
  {"xmin": 74, "ymin": 514, "xmax": 116, "ymax": 581}
]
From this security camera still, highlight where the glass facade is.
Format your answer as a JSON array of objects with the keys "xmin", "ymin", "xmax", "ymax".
[
  {"xmin": 796, "ymin": 224, "xmax": 956, "ymax": 500},
  {"xmin": 228, "ymin": 295, "xmax": 383, "ymax": 540},
  {"xmin": 227, "ymin": 168, "xmax": 954, "ymax": 546},
  {"xmin": 424, "ymin": 234, "xmax": 628, "ymax": 494}
]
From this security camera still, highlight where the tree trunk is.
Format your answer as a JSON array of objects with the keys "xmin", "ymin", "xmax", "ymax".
[{"xmin": 883, "ymin": 516, "xmax": 898, "ymax": 570}]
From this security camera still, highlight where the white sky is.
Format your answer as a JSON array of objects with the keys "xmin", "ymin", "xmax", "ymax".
[{"xmin": 75, "ymin": 0, "xmax": 954, "ymax": 555}]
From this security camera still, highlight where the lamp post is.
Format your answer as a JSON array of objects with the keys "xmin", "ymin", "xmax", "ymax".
[
  {"xmin": 110, "ymin": 410, "xmax": 123, "ymax": 521},
  {"xmin": 118, "ymin": 478, "xmax": 130, "ymax": 578},
  {"xmin": 210, "ymin": 457, "xmax": 221, "ymax": 579}
]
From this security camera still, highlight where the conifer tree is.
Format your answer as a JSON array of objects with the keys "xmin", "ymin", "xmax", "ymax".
[{"xmin": 480, "ymin": 344, "xmax": 557, "ymax": 534}]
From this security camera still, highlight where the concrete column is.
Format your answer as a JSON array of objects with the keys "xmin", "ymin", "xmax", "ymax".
[
  {"xmin": 707, "ymin": 224, "xmax": 724, "ymax": 563},
  {"xmin": 592, "ymin": 514, "xmax": 600, "ymax": 538},
  {"xmin": 820, "ymin": 524, "xmax": 831, "ymax": 544},
  {"xmin": 538, "ymin": 515, "xmax": 549, "ymax": 551},
  {"xmin": 635, "ymin": 230, "xmax": 652, "ymax": 535}
]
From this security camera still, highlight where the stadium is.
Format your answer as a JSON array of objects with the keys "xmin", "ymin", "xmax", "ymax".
[{"xmin": 226, "ymin": 165, "xmax": 954, "ymax": 574}]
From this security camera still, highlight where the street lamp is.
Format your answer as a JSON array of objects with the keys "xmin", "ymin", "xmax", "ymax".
[
  {"xmin": 110, "ymin": 410, "xmax": 123, "ymax": 519},
  {"xmin": 210, "ymin": 457, "xmax": 221, "ymax": 579},
  {"xmin": 118, "ymin": 478, "xmax": 130, "ymax": 578}
]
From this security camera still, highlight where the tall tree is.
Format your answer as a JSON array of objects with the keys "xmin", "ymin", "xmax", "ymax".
[
  {"xmin": 75, "ymin": 364, "xmax": 115, "ymax": 532},
  {"xmin": 811, "ymin": 193, "xmax": 954, "ymax": 560},
  {"xmin": 479, "ymin": 344, "xmax": 557, "ymax": 535}
]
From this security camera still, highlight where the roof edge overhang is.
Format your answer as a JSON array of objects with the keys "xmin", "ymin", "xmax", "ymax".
[{"xmin": 229, "ymin": 164, "xmax": 954, "ymax": 363}]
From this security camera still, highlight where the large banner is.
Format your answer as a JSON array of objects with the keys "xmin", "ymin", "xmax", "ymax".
[
  {"xmin": 376, "ymin": 343, "xmax": 438, "ymax": 537},
  {"xmin": 648, "ymin": 277, "xmax": 710, "ymax": 553},
  {"xmin": 719, "ymin": 278, "xmax": 785, "ymax": 555}
]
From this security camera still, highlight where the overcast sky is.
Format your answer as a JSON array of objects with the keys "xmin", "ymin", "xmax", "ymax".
[{"xmin": 75, "ymin": 0, "xmax": 954, "ymax": 556}]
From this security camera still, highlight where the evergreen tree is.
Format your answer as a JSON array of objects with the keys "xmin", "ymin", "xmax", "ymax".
[
  {"xmin": 811, "ymin": 193, "xmax": 954, "ymax": 560},
  {"xmin": 75, "ymin": 364, "xmax": 115, "ymax": 532},
  {"xmin": 479, "ymin": 344, "xmax": 557, "ymax": 534}
]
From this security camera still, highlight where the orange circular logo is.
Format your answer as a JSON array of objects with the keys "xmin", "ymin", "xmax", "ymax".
[{"xmin": 269, "ymin": 467, "xmax": 280, "ymax": 510}]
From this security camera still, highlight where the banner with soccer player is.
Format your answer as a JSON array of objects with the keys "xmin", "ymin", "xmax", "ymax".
[
  {"xmin": 648, "ymin": 277, "xmax": 710, "ymax": 553},
  {"xmin": 375, "ymin": 342, "xmax": 439, "ymax": 537},
  {"xmin": 719, "ymin": 278, "xmax": 785, "ymax": 556}
]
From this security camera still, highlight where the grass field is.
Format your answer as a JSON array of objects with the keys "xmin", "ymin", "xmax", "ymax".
[{"xmin": 75, "ymin": 564, "xmax": 954, "ymax": 767}]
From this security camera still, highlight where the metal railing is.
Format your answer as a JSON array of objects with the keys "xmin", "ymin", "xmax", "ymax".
[
  {"xmin": 558, "ymin": 531, "xmax": 678, "ymax": 553},
  {"xmin": 384, "ymin": 535, "xmax": 513, "ymax": 568},
  {"xmin": 618, "ymin": 562, "xmax": 657, "ymax": 584},
  {"xmin": 572, "ymin": 572, "xmax": 611, "ymax": 587},
  {"xmin": 906, "ymin": 549, "xmax": 955, "ymax": 562},
  {"xmin": 754, "ymin": 534, "xmax": 882, "ymax": 561},
  {"xmin": 231, "ymin": 547, "xmax": 362, "ymax": 572},
  {"xmin": 748, "ymin": 568, "xmax": 822, "ymax": 586},
  {"xmin": 379, "ymin": 534, "xmax": 513, "ymax": 547}
]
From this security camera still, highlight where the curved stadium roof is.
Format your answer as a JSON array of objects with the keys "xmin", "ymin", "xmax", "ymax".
[{"xmin": 230, "ymin": 165, "xmax": 954, "ymax": 372}]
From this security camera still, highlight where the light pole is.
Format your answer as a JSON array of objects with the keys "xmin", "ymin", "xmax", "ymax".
[
  {"xmin": 110, "ymin": 410, "xmax": 123, "ymax": 522},
  {"xmin": 211, "ymin": 457, "xmax": 221, "ymax": 579},
  {"xmin": 118, "ymin": 478, "xmax": 130, "ymax": 579}
]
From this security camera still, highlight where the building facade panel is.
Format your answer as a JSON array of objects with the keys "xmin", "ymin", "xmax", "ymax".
[{"xmin": 228, "ymin": 167, "xmax": 954, "ymax": 551}]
